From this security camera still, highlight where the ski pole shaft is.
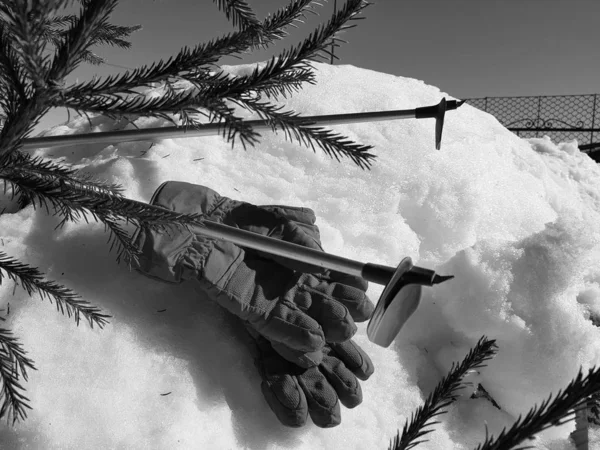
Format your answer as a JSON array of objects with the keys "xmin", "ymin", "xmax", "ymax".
[
  {"xmin": 20, "ymin": 98, "xmax": 464, "ymax": 151},
  {"xmin": 198, "ymin": 219, "xmax": 377, "ymax": 281},
  {"xmin": 197, "ymin": 220, "xmax": 449, "ymax": 287}
]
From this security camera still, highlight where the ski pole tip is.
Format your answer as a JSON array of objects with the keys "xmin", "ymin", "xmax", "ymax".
[{"xmin": 432, "ymin": 274, "xmax": 454, "ymax": 285}]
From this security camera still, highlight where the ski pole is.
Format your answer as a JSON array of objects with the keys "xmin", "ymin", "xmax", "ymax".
[
  {"xmin": 21, "ymin": 98, "xmax": 464, "ymax": 152},
  {"xmin": 189, "ymin": 219, "xmax": 453, "ymax": 347}
]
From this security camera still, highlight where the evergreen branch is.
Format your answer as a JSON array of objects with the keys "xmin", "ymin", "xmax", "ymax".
[
  {"xmin": 39, "ymin": 14, "xmax": 140, "ymax": 55},
  {"xmin": 0, "ymin": 252, "xmax": 110, "ymax": 328},
  {"xmin": 52, "ymin": 89, "xmax": 263, "ymax": 148},
  {"xmin": 213, "ymin": 0, "xmax": 260, "ymax": 30},
  {"xmin": 0, "ymin": 327, "xmax": 37, "ymax": 425},
  {"xmin": 389, "ymin": 337, "xmax": 498, "ymax": 450},
  {"xmin": 255, "ymin": 68, "xmax": 315, "ymax": 99},
  {"xmin": 48, "ymin": 0, "xmax": 120, "ymax": 82},
  {"xmin": 262, "ymin": 0, "xmax": 317, "ymax": 40},
  {"xmin": 0, "ymin": 1, "xmax": 119, "ymax": 161},
  {"xmin": 6, "ymin": 151, "xmax": 125, "ymax": 197},
  {"xmin": 7, "ymin": 2, "xmax": 52, "ymax": 89},
  {"xmin": 60, "ymin": 0, "xmax": 321, "ymax": 99},
  {"xmin": 87, "ymin": 23, "xmax": 142, "ymax": 49},
  {"xmin": 81, "ymin": 50, "xmax": 105, "ymax": 65},
  {"xmin": 54, "ymin": 87, "xmax": 203, "ymax": 117},
  {"xmin": 474, "ymin": 366, "xmax": 600, "ymax": 450},
  {"xmin": 0, "ymin": 26, "xmax": 28, "ymax": 102},
  {"xmin": 237, "ymin": 98, "xmax": 377, "ymax": 169},
  {"xmin": 1, "ymin": 168, "xmax": 206, "ymax": 233},
  {"xmin": 96, "ymin": 212, "xmax": 141, "ymax": 268},
  {"xmin": 198, "ymin": 0, "xmax": 371, "ymax": 100},
  {"xmin": 178, "ymin": 96, "xmax": 261, "ymax": 149}
]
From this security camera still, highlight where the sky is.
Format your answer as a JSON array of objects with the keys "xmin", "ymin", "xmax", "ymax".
[
  {"xmin": 34, "ymin": 0, "xmax": 600, "ymax": 133},
  {"xmin": 2, "ymin": 61, "xmax": 600, "ymax": 449}
]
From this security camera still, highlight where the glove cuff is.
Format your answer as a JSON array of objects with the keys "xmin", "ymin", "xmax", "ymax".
[{"xmin": 131, "ymin": 181, "xmax": 242, "ymax": 283}]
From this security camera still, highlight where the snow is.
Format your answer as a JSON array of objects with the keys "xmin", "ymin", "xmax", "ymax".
[{"xmin": 2, "ymin": 62, "xmax": 600, "ymax": 449}]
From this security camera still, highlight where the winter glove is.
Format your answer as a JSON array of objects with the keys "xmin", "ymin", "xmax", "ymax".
[
  {"xmin": 238, "ymin": 198, "xmax": 374, "ymax": 427},
  {"xmin": 132, "ymin": 181, "xmax": 375, "ymax": 367},
  {"xmin": 245, "ymin": 322, "xmax": 374, "ymax": 428}
]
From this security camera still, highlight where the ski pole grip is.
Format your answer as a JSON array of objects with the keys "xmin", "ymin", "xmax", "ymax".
[{"xmin": 361, "ymin": 263, "xmax": 396, "ymax": 286}]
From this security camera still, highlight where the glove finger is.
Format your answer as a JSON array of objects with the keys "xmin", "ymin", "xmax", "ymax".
[
  {"xmin": 244, "ymin": 323, "xmax": 310, "ymax": 428},
  {"xmin": 315, "ymin": 271, "xmax": 374, "ymax": 322},
  {"xmin": 261, "ymin": 375, "xmax": 309, "ymax": 428},
  {"xmin": 270, "ymin": 340, "xmax": 323, "ymax": 368},
  {"xmin": 319, "ymin": 352, "xmax": 363, "ymax": 409},
  {"xmin": 319, "ymin": 270, "xmax": 368, "ymax": 293},
  {"xmin": 298, "ymin": 367, "xmax": 341, "ymax": 428},
  {"xmin": 329, "ymin": 340, "xmax": 374, "ymax": 381},
  {"xmin": 299, "ymin": 274, "xmax": 358, "ymax": 342},
  {"xmin": 225, "ymin": 260, "xmax": 326, "ymax": 353},
  {"xmin": 250, "ymin": 301, "xmax": 326, "ymax": 353}
]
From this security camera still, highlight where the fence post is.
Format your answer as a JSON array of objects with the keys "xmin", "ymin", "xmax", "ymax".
[
  {"xmin": 591, "ymin": 94, "xmax": 597, "ymax": 146},
  {"xmin": 536, "ymin": 96, "xmax": 542, "ymax": 138}
]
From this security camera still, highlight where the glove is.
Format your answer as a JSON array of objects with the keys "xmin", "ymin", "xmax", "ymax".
[
  {"xmin": 236, "ymin": 196, "xmax": 374, "ymax": 427},
  {"xmin": 245, "ymin": 321, "xmax": 374, "ymax": 428},
  {"xmin": 132, "ymin": 181, "xmax": 375, "ymax": 367}
]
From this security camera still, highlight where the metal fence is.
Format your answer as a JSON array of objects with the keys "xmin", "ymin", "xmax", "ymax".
[{"xmin": 464, "ymin": 94, "xmax": 600, "ymax": 156}]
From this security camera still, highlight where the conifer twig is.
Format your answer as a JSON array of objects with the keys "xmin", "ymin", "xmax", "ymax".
[
  {"xmin": 0, "ymin": 252, "xmax": 110, "ymax": 328},
  {"xmin": 475, "ymin": 366, "xmax": 600, "ymax": 450},
  {"xmin": 389, "ymin": 337, "xmax": 499, "ymax": 450},
  {"xmin": 0, "ymin": 326, "xmax": 37, "ymax": 424},
  {"xmin": 236, "ymin": 97, "xmax": 376, "ymax": 169},
  {"xmin": 212, "ymin": 0, "xmax": 261, "ymax": 31},
  {"xmin": 60, "ymin": 0, "xmax": 318, "ymax": 99}
]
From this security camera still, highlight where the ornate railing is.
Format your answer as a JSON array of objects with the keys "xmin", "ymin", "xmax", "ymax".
[{"xmin": 465, "ymin": 94, "xmax": 600, "ymax": 158}]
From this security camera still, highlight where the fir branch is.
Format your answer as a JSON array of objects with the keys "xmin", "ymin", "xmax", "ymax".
[
  {"xmin": 0, "ymin": 1, "xmax": 120, "ymax": 162},
  {"xmin": 87, "ymin": 22, "xmax": 142, "ymax": 49},
  {"xmin": 200, "ymin": 0, "xmax": 371, "ymax": 100},
  {"xmin": 212, "ymin": 0, "xmax": 261, "ymax": 31},
  {"xmin": 474, "ymin": 366, "xmax": 600, "ymax": 450},
  {"xmin": 0, "ymin": 326, "xmax": 37, "ymax": 425},
  {"xmin": 237, "ymin": 98, "xmax": 377, "ymax": 169},
  {"xmin": 60, "ymin": 0, "xmax": 320, "ymax": 99},
  {"xmin": 0, "ymin": 252, "xmax": 110, "ymax": 328},
  {"xmin": 0, "ymin": 26, "xmax": 28, "ymax": 102},
  {"xmin": 389, "ymin": 337, "xmax": 499, "ymax": 450},
  {"xmin": 0, "ymin": 169, "xmax": 206, "ymax": 232},
  {"xmin": 96, "ymin": 212, "xmax": 142, "ymax": 268},
  {"xmin": 6, "ymin": 151, "xmax": 124, "ymax": 197},
  {"xmin": 255, "ymin": 68, "xmax": 315, "ymax": 99},
  {"xmin": 7, "ymin": 2, "xmax": 52, "ymax": 89},
  {"xmin": 80, "ymin": 50, "xmax": 105, "ymax": 65},
  {"xmin": 48, "ymin": 0, "xmax": 120, "ymax": 82},
  {"xmin": 262, "ymin": 0, "xmax": 317, "ymax": 39},
  {"xmin": 53, "ymin": 88, "xmax": 263, "ymax": 148},
  {"xmin": 39, "ymin": 14, "xmax": 141, "ymax": 63}
]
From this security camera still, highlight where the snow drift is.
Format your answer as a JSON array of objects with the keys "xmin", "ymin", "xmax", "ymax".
[{"xmin": 1, "ymin": 62, "xmax": 600, "ymax": 449}]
